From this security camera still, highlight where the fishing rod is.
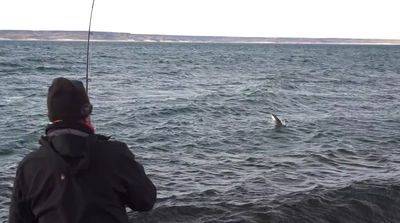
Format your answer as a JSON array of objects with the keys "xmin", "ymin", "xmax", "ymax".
[{"xmin": 85, "ymin": 0, "xmax": 95, "ymax": 94}]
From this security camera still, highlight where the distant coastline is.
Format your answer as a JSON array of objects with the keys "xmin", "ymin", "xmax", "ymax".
[{"xmin": 1, "ymin": 30, "xmax": 400, "ymax": 45}]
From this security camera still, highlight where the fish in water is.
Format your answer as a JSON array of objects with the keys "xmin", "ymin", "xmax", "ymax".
[{"xmin": 271, "ymin": 114, "xmax": 285, "ymax": 127}]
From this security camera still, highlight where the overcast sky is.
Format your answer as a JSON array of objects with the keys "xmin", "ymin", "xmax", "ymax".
[{"xmin": 1, "ymin": 0, "xmax": 399, "ymax": 39}]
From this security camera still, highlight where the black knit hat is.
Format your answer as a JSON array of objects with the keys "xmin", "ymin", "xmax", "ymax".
[{"xmin": 47, "ymin": 77, "xmax": 92, "ymax": 122}]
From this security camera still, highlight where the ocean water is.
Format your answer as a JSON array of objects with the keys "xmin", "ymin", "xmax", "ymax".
[{"xmin": 0, "ymin": 41, "xmax": 400, "ymax": 222}]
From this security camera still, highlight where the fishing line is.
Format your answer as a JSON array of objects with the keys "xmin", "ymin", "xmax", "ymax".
[{"xmin": 85, "ymin": 0, "xmax": 95, "ymax": 94}]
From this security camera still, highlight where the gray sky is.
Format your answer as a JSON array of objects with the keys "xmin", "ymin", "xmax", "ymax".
[{"xmin": 1, "ymin": 0, "xmax": 399, "ymax": 39}]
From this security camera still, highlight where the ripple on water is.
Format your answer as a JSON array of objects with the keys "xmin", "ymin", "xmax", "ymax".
[{"xmin": 1, "ymin": 42, "xmax": 400, "ymax": 222}]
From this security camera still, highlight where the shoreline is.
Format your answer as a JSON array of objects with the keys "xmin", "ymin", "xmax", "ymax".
[
  {"xmin": 1, "ymin": 30, "xmax": 400, "ymax": 45},
  {"xmin": 1, "ymin": 38, "xmax": 400, "ymax": 46}
]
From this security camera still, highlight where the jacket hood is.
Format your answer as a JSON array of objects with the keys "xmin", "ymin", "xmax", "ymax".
[
  {"xmin": 40, "ymin": 132, "xmax": 91, "ymax": 174},
  {"xmin": 50, "ymin": 133, "xmax": 88, "ymax": 157}
]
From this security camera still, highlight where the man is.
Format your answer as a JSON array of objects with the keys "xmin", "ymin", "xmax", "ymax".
[{"xmin": 9, "ymin": 77, "xmax": 156, "ymax": 223}]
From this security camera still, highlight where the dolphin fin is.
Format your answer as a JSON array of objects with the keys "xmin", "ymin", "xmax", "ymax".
[{"xmin": 271, "ymin": 114, "xmax": 285, "ymax": 127}]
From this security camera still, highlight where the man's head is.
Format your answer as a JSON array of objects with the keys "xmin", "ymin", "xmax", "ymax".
[{"xmin": 47, "ymin": 77, "xmax": 92, "ymax": 122}]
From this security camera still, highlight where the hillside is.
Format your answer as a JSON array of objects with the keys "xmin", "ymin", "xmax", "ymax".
[{"xmin": 1, "ymin": 30, "xmax": 400, "ymax": 45}]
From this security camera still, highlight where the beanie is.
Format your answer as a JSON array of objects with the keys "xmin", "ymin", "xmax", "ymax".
[{"xmin": 47, "ymin": 77, "xmax": 92, "ymax": 122}]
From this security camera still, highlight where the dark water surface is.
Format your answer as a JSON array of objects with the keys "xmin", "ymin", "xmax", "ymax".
[{"xmin": 1, "ymin": 41, "xmax": 400, "ymax": 222}]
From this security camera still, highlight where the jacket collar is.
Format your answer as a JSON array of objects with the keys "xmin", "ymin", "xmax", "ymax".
[{"xmin": 46, "ymin": 120, "xmax": 94, "ymax": 136}]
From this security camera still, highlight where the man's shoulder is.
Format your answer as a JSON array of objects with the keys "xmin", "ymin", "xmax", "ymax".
[
  {"xmin": 17, "ymin": 146, "xmax": 50, "ymax": 172},
  {"xmin": 90, "ymin": 135, "xmax": 136, "ymax": 164},
  {"xmin": 92, "ymin": 134, "xmax": 127, "ymax": 148},
  {"xmin": 91, "ymin": 134, "xmax": 132, "ymax": 155}
]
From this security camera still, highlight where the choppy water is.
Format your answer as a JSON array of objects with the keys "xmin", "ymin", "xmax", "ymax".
[{"xmin": 1, "ymin": 41, "xmax": 400, "ymax": 222}]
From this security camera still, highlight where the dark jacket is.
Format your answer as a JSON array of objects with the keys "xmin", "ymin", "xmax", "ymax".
[{"xmin": 9, "ymin": 123, "xmax": 156, "ymax": 223}]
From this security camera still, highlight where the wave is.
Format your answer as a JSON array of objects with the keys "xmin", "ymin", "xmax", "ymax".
[
  {"xmin": 129, "ymin": 179, "xmax": 400, "ymax": 223},
  {"xmin": 270, "ymin": 179, "xmax": 400, "ymax": 223}
]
